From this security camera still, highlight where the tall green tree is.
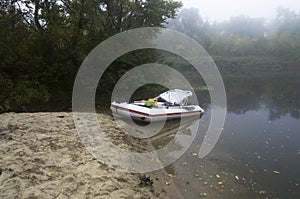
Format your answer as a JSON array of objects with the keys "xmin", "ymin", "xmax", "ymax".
[{"xmin": 0, "ymin": 0, "xmax": 182, "ymax": 112}]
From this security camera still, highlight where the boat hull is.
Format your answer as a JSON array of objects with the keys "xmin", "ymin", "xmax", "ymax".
[{"xmin": 110, "ymin": 102, "xmax": 204, "ymax": 122}]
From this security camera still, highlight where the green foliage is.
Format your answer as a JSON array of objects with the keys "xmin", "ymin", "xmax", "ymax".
[
  {"xmin": 0, "ymin": 0, "xmax": 182, "ymax": 112},
  {"xmin": 96, "ymin": 49, "xmax": 164, "ymax": 105}
]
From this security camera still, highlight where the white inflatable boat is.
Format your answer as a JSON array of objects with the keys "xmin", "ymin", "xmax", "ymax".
[{"xmin": 111, "ymin": 89, "xmax": 204, "ymax": 122}]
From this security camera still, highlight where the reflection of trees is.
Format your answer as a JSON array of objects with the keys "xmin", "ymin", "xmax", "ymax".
[
  {"xmin": 225, "ymin": 77, "xmax": 264, "ymax": 114},
  {"xmin": 264, "ymin": 75, "xmax": 300, "ymax": 120},
  {"xmin": 224, "ymin": 74, "xmax": 300, "ymax": 120}
]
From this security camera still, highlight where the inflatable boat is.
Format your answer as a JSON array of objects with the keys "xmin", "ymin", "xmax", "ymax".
[{"xmin": 111, "ymin": 89, "xmax": 204, "ymax": 122}]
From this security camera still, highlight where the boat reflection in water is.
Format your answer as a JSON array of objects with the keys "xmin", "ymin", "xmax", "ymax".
[{"xmin": 111, "ymin": 111, "xmax": 205, "ymax": 170}]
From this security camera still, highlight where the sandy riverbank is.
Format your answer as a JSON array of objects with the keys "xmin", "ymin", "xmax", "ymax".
[{"xmin": 0, "ymin": 112, "xmax": 182, "ymax": 199}]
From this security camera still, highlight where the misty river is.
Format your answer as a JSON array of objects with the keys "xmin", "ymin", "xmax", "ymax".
[{"xmin": 149, "ymin": 71, "xmax": 300, "ymax": 198}]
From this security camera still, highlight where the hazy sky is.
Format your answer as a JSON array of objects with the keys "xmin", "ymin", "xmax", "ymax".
[{"xmin": 180, "ymin": 0, "xmax": 300, "ymax": 22}]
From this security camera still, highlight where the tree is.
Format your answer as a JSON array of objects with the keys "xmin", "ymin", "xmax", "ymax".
[
  {"xmin": 167, "ymin": 8, "xmax": 213, "ymax": 49},
  {"xmin": 223, "ymin": 15, "xmax": 265, "ymax": 39},
  {"xmin": 0, "ymin": 0, "xmax": 183, "ymax": 112}
]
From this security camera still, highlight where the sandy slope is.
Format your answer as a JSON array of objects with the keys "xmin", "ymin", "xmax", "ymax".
[{"xmin": 0, "ymin": 112, "xmax": 170, "ymax": 199}]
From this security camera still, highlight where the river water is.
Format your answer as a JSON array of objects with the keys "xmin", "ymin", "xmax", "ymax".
[{"xmin": 149, "ymin": 72, "xmax": 300, "ymax": 198}]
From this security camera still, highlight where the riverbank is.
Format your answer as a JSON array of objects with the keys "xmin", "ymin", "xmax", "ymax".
[{"xmin": 0, "ymin": 112, "xmax": 183, "ymax": 199}]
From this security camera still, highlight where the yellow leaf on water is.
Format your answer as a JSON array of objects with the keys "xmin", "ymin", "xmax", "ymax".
[
  {"xmin": 167, "ymin": 173, "xmax": 173, "ymax": 178},
  {"xmin": 216, "ymin": 174, "xmax": 221, "ymax": 179},
  {"xmin": 200, "ymin": 192, "xmax": 207, "ymax": 196},
  {"xmin": 165, "ymin": 180, "xmax": 172, "ymax": 185}
]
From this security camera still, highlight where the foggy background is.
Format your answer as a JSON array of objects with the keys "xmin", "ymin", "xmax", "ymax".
[{"xmin": 181, "ymin": 0, "xmax": 300, "ymax": 22}]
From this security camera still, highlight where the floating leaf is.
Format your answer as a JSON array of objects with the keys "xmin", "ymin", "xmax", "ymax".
[
  {"xmin": 200, "ymin": 192, "xmax": 207, "ymax": 196},
  {"xmin": 273, "ymin": 170, "xmax": 280, "ymax": 174},
  {"xmin": 165, "ymin": 180, "xmax": 172, "ymax": 185}
]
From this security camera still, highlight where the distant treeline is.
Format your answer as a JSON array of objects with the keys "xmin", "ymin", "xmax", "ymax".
[
  {"xmin": 162, "ymin": 55, "xmax": 299, "ymax": 76},
  {"xmin": 168, "ymin": 7, "xmax": 300, "ymax": 59},
  {"xmin": 1, "ymin": 1, "xmax": 300, "ymax": 112}
]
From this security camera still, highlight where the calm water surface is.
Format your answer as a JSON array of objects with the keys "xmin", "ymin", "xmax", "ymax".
[{"xmin": 150, "ymin": 73, "xmax": 300, "ymax": 198}]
